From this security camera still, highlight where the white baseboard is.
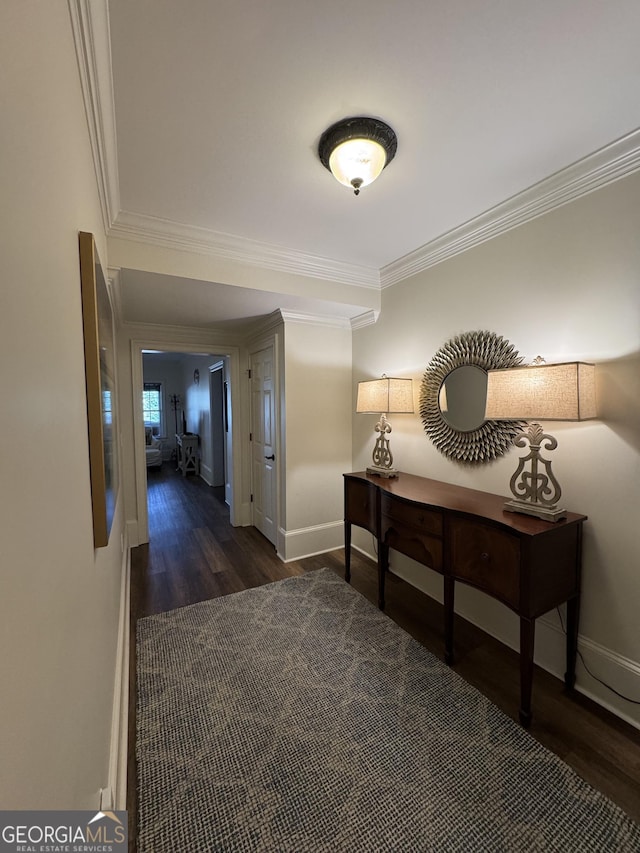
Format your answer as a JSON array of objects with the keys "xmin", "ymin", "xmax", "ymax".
[
  {"xmin": 535, "ymin": 613, "xmax": 640, "ymax": 729},
  {"xmin": 199, "ymin": 463, "xmax": 213, "ymax": 486},
  {"xmin": 106, "ymin": 535, "xmax": 131, "ymax": 809},
  {"xmin": 240, "ymin": 501, "xmax": 252, "ymax": 527},
  {"xmin": 125, "ymin": 519, "xmax": 139, "ymax": 548},
  {"xmin": 278, "ymin": 520, "xmax": 344, "ymax": 562},
  {"xmin": 351, "ymin": 542, "xmax": 377, "ymax": 561}
]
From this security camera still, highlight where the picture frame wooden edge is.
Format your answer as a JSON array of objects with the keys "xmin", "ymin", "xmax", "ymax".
[{"xmin": 79, "ymin": 230, "xmax": 113, "ymax": 548}]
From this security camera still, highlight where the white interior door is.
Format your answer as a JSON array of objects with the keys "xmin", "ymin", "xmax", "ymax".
[{"xmin": 251, "ymin": 346, "xmax": 277, "ymax": 545}]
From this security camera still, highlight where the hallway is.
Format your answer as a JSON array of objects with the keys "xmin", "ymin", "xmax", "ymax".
[
  {"xmin": 134, "ymin": 465, "xmax": 342, "ymax": 618},
  {"xmin": 127, "ymin": 465, "xmax": 357, "ymax": 849}
]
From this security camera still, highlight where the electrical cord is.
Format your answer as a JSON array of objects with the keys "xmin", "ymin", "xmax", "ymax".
[
  {"xmin": 361, "ymin": 540, "xmax": 638, "ymax": 705},
  {"xmin": 556, "ymin": 606, "xmax": 640, "ymax": 705}
]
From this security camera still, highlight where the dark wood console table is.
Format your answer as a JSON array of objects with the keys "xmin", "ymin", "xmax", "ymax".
[{"xmin": 344, "ymin": 471, "xmax": 587, "ymax": 726}]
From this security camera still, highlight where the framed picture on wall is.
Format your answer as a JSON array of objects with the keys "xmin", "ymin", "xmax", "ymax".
[{"xmin": 79, "ymin": 231, "xmax": 118, "ymax": 548}]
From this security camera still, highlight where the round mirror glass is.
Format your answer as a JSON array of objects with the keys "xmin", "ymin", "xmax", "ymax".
[{"xmin": 439, "ymin": 365, "xmax": 488, "ymax": 432}]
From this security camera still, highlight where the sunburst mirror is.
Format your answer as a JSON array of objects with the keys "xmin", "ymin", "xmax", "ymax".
[{"xmin": 420, "ymin": 330, "xmax": 525, "ymax": 463}]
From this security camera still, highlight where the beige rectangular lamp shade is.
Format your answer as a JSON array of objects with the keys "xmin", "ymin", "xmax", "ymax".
[
  {"xmin": 485, "ymin": 362, "xmax": 596, "ymax": 421},
  {"xmin": 356, "ymin": 377, "xmax": 414, "ymax": 414}
]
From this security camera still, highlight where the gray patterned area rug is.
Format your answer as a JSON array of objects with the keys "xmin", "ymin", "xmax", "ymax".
[{"xmin": 136, "ymin": 568, "xmax": 639, "ymax": 852}]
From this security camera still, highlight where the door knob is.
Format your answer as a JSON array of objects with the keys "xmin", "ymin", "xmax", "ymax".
[{"xmin": 264, "ymin": 454, "xmax": 275, "ymax": 460}]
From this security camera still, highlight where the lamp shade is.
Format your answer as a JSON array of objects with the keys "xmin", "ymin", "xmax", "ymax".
[
  {"xmin": 485, "ymin": 362, "xmax": 596, "ymax": 421},
  {"xmin": 356, "ymin": 377, "xmax": 414, "ymax": 414}
]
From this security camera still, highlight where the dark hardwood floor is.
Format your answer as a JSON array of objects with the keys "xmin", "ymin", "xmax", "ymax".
[{"xmin": 128, "ymin": 464, "xmax": 640, "ymax": 851}]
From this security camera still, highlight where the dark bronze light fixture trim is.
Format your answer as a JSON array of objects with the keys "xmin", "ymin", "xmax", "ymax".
[{"xmin": 318, "ymin": 116, "xmax": 398, "ymax": 195}]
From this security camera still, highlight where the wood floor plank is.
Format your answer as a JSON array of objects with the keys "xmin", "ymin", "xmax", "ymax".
[{"xmin": 128, "ymin": 465, "xmax": 640, "ymax": 852}]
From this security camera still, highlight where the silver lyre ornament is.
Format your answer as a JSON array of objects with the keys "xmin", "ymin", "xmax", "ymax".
[
  {"xmin": 505, "ymin": 422, "xmax": 564, "ymax": 521},
  {"xmin": 372, "ymin": 414, "xmax": 393, "ymax": 470}
]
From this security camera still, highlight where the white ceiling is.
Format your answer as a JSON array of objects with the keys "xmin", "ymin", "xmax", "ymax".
[{"xmin": 105, "ymin": 0, "xmax": 640, "ymax": 327}]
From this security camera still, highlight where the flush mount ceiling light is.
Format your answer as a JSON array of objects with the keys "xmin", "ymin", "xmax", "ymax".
[{"xmin": 318, "ymin": 116, "xmax": 397, "ymax": 195}]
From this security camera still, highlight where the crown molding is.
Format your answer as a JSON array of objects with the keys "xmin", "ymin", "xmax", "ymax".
[
  {"xmin": 106, "ymin": 266, "xmax": 122, "ymax": 327},
  {"xmin": 248, "ymin": 309, "xmax": 354, "ymax": 334},
  {"xmin": 67, "ymin": 0, "xmax": 120, "ymax": 230},
  {"xmin": 350, "ymin": 310, "xmax": 380, "ymax": 330},
  {"xmin": 244, "ymin": 310, "xmax": 285, "ymax": 339},
  {"xmin": 381, "ymin": 127, "xmax": 640, "ymax": 288},
  {"xmin": 122, "ymin": 320, "xmax": 241, "ymax": 346},
  {"xmin": 110, "ymin": 210, "xmax": 381, "ymax": 289},
  {"xmin": 279, "ymin": 310, "xmax": 352, "ymax": 329}
]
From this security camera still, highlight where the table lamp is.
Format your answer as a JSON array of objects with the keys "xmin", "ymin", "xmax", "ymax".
[
  {"xmin": 356, "ymin": 375, "xmax": 414, "ymax": 478},
  {"xmin": 485, "ymin": 360, "xmax": 596, "ymax": 521}
]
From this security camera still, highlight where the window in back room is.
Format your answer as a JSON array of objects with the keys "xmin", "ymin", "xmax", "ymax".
[{"xmin": 143, "ymin": 382, "xmax": 163, "ymax": 436}]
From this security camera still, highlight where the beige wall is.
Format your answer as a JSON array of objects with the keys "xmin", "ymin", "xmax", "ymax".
[
  {"xmin": 353, "ymin": 171, "xmax": 640, "ymax": 725},
  {"xmin": 0, "ymin": 4, "xmax": 125, "ymax": 806},
  {"xmin": 182, "ymin": 353, "xmax": 226, "ymax": 486},
  {"xmin": 281, "ymin": 321, "xmax": 353, "ymax": 557}
]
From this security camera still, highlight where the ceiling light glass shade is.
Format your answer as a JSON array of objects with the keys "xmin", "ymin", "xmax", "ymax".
[
  {"xmin": 319, "ymin": 117, "xmax": 397, "ymax": 195},
  {"xmin": 328, "ymin": 138, "xmax": 387, "ymax": 191},
  {"xmin": 484, "ymin": 362, "xmax": 596, "ymax": 421}
]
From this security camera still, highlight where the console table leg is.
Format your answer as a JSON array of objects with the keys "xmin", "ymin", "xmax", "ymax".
[
  {"xmin": 344, "ymin": 521, "xmax": 351, "ymax": 583},
  {"xmin": 444, "ymin": 576, "xmax": 455, "ymax": 665},
  {"xmin": 519, "ymin": 617, "xmax": 535, "ymax": 727},
  {"xmin": 378, "ymin": 542, "xmax": 388, "ymax": 610},
  {"xmin": 565, "ymin": 596, "xmax": 580, "ymax": 690}
]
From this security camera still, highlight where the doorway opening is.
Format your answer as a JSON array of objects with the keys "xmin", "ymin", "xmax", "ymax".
[
  {"xmin": 141, "ymin": 350, "xmax": 230, "ymax": 536},
  {"xmin": 132, "ymin": 340, "xmax": 243, "ymax": 546}
]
